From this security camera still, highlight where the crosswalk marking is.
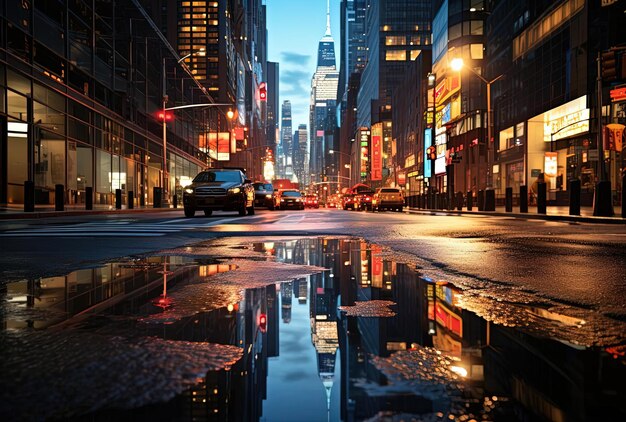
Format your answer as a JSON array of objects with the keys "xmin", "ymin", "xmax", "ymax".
[{"xmin": 0, "ymin": 216, "xmax": 245, "ymax": 237}]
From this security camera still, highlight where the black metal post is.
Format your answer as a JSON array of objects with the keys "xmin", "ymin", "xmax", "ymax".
[
  {"xmin": 505, "ymin": 187, "xmax": 513, "ymax": 212},
  {"xmin": 537, "ymin": 182, "xmax": 547, "ymax": 214},
  {"xmin": 55, "ymin": 184, "xmax": 64, "ymax": 211},
  {"xmin": 86, "ymin": 187, "xmax": 93, "ymax": 210},
  {"xmin": 172, "ymin": 193, "xmax": 178, "ymax": 208},
  {"xmin": 24, "ymin": 181, "xmax": 35, "ymax": 212},
  {"xmin": 569, "ymin": 179, "xmax": 581, "ymax": 216},
  {"xmin": 520, "ymin": 185, "xmax": 528, "ymax": 213},
  {"xmin": 467, "ymin": 190, "xmax": 473, "ymax": 211},
  {"xmin": 477, "ymin": 190, "xmax": 484, "ymax": 211},
  {"xmin": 128, "ymin": 190, "xmax": 134, "ymax": 209},
  {"xmin": 115, "ymin": 189, "xmax": 122, "ymax": 209},
  {"xmin": 153, "ymin": 187, "xmax": 162, "ymax": 208},
  {"xmin": 484, "ymin": 189, "xmax": 495, "ymax": 211},
  {"xmin": 456, "ymin": 192, "xmax": 463, "ymax": 211}
]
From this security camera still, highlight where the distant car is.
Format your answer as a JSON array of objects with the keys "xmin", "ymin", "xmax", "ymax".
[
  {"xmin": 342, "ymin": 193, "xmax": 356, "ymax": 210},
  {"xmin": 372, "ymin": 187, "xmax": 404, "ymax": 212},
  {"xmin": 304, "ymin": 194, "xmax": 319, "ymax": 208},
  {"xmin": 182, "ymin": 168, "xmax": 254, "ymax": 217},
  {"xmin": 327, "ymin": 194, "xmax": 340, "ymax": 208},
  {"xmin": 277, "ymin": 189, "xmax": 305, "ymax": 210},
  {"xmin": 355, "ymin": 190, "xmax": 375, "ymax": 211},
  {"xmin": 253, "ymin": 182, "xmax": 275, "ymax": 210}
]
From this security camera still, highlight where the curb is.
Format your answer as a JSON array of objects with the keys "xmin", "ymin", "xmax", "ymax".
[
  {"xmin": 406, "ymin": 207, "xmax": 626, "ymax": 224},
  {"xmin": 0, "ymin": 207, "xmax": 180, "ymax": 220}
]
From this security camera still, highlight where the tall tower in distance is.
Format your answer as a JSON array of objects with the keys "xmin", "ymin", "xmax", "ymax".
[
  {"xmin": 280, "ymin": 101, "xmax": 294, "ymax": 180},
  {"xmin": 309, "ymin": 0, "xmax": 339, "ymax": 185}
]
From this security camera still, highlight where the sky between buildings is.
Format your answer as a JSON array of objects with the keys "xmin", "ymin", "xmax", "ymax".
[{"xmin": 267, "ymin": 0, "xmax": 341, "ymax": 134}]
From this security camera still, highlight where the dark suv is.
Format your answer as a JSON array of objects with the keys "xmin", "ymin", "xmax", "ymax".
[
  {"xmin": 253, "ymin": 182, "xmax": 275, "ymax": 210},
  {"xmin": 182, "ymin": 169, "xmax": 255, "ymax": 217}
]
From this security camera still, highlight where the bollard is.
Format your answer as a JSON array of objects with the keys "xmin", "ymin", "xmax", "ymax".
[
  {"xmin": 477, "ymin": 190, "xmax": 484, "ymax": 211},
  {"xmin": 467, "ymin": 190, "xmax": 473, "ymax": 211},
  {"xmin": 505, "ymin": 187, "xmax": 513, "ymax": 212},
  {"xmin": 86, "ymin": 187, "xmax": 93, "ymax": 210},
  {"xmin": 115, "ymin": 189, "xmax": 122, "ymax": 209},
  {"xmin": 153, "ymin": 187, "xmax": 162, "ymax": 208},
  {"xmin": 172, "ymin": 193, "xmax": 178, "ymax": 209},
  {"xmin": 569, "ymin": 179, "xmax": 580, "ymax": 216},
  {"xmin": 484, "ymin": 189, "xmax": 496, "ymax": 211},
  {"xmin": 140, "ymin": 189, "xmax": 145, "ymax": 207},
  {"xmin": 456, "ymin": 192, "xmax": 464, "ymax": 211},
  {"xmin": 520, "ymin": 185, "xmax": 528, "ymax": 213},
  {"xmin": 128, "ymin": 191, "xmax": 134, "ymax": 209},
  {"xmin": 55, "ymin": 184, "xmax": 64, "ymax": 211},
  {"xmin": 24, "ymin": 181, "xmax": 35, "ymax": 212},
  {"xmin": 537, "ymin": 182, "xmax": 547, "ymax": 214}
]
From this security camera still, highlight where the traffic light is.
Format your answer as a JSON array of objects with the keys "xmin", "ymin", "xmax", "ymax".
[
  {"xmin": 601, "ymin": 51, "xmax": 617, "ymax": 81},
  {"xmin": 259, "ymin": 82, "xmax": 267, "ymax": 101},
  {"xmin": 157, "ymin": 111, "xmax": 174, "ymax": 121},
  {"xmin": 258, "ymin": 313, "xmax": 267, "ymax": 333},
  {"xmin": 427, "ymin": 146, "xmax": 437, "ymax": 160}
]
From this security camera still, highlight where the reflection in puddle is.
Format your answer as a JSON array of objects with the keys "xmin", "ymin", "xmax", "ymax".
[{"xmin": 1, "ymin": 238, "xmax": 625, "ymax": 421}]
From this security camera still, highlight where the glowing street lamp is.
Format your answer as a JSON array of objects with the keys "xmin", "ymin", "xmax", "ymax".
[{"xmin": 450, "ymin": 58, "xmax": 504, "ymax": 189}]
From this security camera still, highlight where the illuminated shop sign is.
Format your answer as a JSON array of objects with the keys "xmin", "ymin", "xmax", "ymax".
[
  {"xmin": 544, "ymin": 152, "xmax": 557, "ymax": 177},
  {"xmin": 371, "ymin": 123, "xmax": 383, "ymax": 181},
  {"xmin": 540, "ymin": 96, "xmax": 589, "ymax": 142},
  {"xmin": 434, "ymin": 74, "xmax": 461, "ymax": 106},
  {"xmin": 424, "ymin": 129, "xmax": 432, "ymax": 178}
]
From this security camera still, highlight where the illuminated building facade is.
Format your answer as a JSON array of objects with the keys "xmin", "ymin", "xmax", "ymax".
[{"xmin": 0, "ymin": 0, "xmax": 214, "ymax": 208}]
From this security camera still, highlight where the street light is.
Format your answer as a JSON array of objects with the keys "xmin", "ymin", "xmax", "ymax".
[
  {"xmin": 450, "ymin": 58, "xmax": 504, "ymax": 189},
  {"xmin": 328, "ymin": 149, "xmax": 353, "ymax": 189}
]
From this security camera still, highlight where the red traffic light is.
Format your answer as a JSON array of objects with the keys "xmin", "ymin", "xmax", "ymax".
[
  {"xmin": 157, "ymin": 111, "xmax": 174, "ymax": 121},
  {"xmin": 259, "ymin": 82, "xmax": 267, "ymax": 101},
  {"xmin": 258, "ymin": 313, "xmax": 267, "ymax": 333},
  {"xmin": 427, "ymin": 146, "xmax": 437, "ymax": 160}
]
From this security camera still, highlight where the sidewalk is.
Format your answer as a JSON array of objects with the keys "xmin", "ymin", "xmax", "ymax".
[
  {"xmin": 0, "ymin": 204, "xmax": 179, "ymax": 220},
  {"xmin": 406, "ymin": 205, "xmax": 625, "ymax": 224}
]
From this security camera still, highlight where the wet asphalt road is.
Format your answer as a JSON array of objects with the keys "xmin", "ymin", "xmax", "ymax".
[{"xmin": 1, "ymin": 207, "xmax": 625, "ymax": 321}]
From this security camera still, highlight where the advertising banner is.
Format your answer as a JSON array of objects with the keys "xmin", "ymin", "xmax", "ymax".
[{"xmin": 371, "ymin": 135, "xmax": 382, "ymax": 181}]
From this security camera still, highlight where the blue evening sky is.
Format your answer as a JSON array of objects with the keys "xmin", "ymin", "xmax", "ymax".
[{"xmin": 266, "ymin": 0, "xmax": 341, "ymax": 134}]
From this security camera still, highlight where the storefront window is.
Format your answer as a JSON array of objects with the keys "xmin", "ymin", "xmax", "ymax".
[
  {"xmin": 34, "ymin": 130, "xmax": 65, "ymax": 193},
  {"xmin": 7, "ymin": 121, "xmax": 28, "ymax": 203}
]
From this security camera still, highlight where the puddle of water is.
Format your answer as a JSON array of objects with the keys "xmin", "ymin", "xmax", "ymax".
[{"xmin": 1, "ymin": 238, "xmax": 625, "ymax": 421}]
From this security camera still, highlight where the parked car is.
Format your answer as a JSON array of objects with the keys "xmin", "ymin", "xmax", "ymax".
[
  {"xmin": 355, "ymin": 190, "xmax": 375, "ymax": 211},
  {"xmin": 253, "ymin": 182, "xmax": 275, "ymax": 210},
  {"xmin": 372, "ymin": 187, "xmax": 404, "ymax": 212},
  {"xmin": 277, "ymin": 189, "xmax": 305, "ymax": 210},
  {"xmin": 327, "ymin": 194, "xmax": 340, "ymax": 208},
  {"xmin": 342, "ymin": 193, "xmax": 356, "ymax": 210},
  {"xmin": 182, "ymin": 168, "xmax": 254, "ymax": 217},
  {"xmin": 304, "ymin": 194, "xmax": 320, "ymax": 208}
]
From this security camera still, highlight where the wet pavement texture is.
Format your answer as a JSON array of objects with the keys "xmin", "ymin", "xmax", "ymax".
[{"xmin": 1, "ymin": 237, "xmax": 625, "ymax": 421}]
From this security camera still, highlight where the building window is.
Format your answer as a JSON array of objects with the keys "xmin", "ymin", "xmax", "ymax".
[
  {"xmin": 470, "ymin": 44, "xmax": 483, "ymax": 59},
  {"xmin": 385, "ymin": 50, "xmax": 406, "ymax": 61},
  {"xmin": 385, "ymin": 36, "xmax": 406, "ymax": 46}
]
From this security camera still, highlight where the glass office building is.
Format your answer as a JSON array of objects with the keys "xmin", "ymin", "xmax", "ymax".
[{"xmin": 1, "ymin": 0, "xmax": 215, "ymax": 208}]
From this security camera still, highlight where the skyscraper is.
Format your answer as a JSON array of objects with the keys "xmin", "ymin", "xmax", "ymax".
[
  {"xmin": 293, "ymin": 124, "xmax": 309, "ymax": 186},
  {"xmin": 280, "ymin": 101, "xmax": 294, "ymax": 180},
  {"xmin": 309, "ymin": 0, "xmax": 339, "ymax": 184}
]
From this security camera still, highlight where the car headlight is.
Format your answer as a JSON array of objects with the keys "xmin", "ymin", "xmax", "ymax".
[
  {"xmin": 265, "ymin": 194, "xmax": 272, "ymax": 198},
  {"xmin": 228, "ymin": 187, "xmax": 241, "ymax": 194},
  {"xmin": 184, "ymin": 188, "xmax": 194, "ymax": 194},
  {"xmin": 281, "ymin": 199, "xmax": 285, "ymax": 202}
]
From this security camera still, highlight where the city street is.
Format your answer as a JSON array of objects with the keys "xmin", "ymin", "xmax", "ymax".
[{"xmin": 1, "ymin": 208, "xmax": 625, "ymax": 420}]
